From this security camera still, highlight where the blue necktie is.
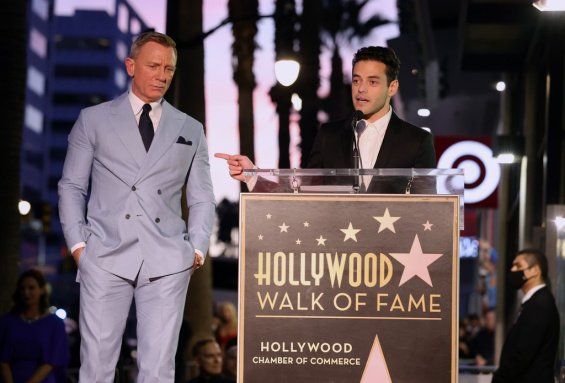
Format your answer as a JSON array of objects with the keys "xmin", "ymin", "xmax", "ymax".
[{"xmin": 139, "ymin": 103, "xmax": 154, "ymax": 151}]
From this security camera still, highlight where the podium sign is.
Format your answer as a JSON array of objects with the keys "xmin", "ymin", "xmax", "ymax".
[{"xmin": 238, "ymin": 193, "xmax": 459, "ymax": 382}]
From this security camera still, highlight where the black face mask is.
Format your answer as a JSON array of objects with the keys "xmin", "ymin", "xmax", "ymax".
[{"xmin": 508, "ymin": 269, "xmax": 531, "ymax": 290}]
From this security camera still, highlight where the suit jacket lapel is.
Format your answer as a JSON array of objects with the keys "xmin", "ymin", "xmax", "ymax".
[
  {"xmin": 111, "ymin": 92, "xmax": 146, "ymax": 168},
  {"xmin": 342, "ymin": 120, "xmax": 354, "ymax": 168},
  {"xmin": 374, "ymin": 112, "xmax": 400, "ymax": 168},
  {"xmin": 136, "ymin": 101, "xmax": 184, "ymax": 180}
]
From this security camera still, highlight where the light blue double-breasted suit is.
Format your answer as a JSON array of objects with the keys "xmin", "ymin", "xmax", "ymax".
[{"xmin": 58, "ymin": 91, "xmax": 215, "ymax": 382}]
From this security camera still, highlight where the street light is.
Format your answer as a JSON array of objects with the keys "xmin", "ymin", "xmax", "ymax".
[
  {"xmin": 493, "ymin": 134, "xmax": 525, "ymax": 164},
  {"xmin": 18, "ymin": 199, "xmax": 31, "ymax": 215},
  {"xmin": 274, "ymin": 58, "xmax": 300, "ymax": 86},
  {"xmin": 532, "ymin": 0, "xmax": 565, "ymax": 11}
]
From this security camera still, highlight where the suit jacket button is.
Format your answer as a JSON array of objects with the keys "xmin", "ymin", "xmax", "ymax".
[
  {"xmin": 131, "ymin": 186, "xmax": 136, "ymax": 191},
  {"xmin": 155, "ymin": 217, "xmax": 160, "ymax": 223},
  {"xmin": 125, "ymin": 214, "xmax": 131, "ymax": 219},
  {"xmin": 157, "ymin": 189, "xmax": 162, "ymax": 195}
]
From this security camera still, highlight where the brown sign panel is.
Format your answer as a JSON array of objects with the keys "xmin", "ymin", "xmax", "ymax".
[{"xmin": 238, "ymin": 194, "xmax": 459, "ymax": 383}]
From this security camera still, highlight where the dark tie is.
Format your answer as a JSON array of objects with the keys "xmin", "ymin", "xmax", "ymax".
[{"xmin": 139, "ymin": 103, "xmax": 154, "ymax": 151}]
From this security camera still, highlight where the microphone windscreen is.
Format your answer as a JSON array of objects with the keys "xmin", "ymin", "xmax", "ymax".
[{"xmin": 354, "ymin": 110, "xmax": 364, "ymax": 121}]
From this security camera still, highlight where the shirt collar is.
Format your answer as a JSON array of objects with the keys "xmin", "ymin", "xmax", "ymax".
[
  {"xmin": 128, "ymin": 90, "xmax": 163, "ymax": 116},
  {"xmin": 365, "ymin": 106, "xmax": 393, "ymax": 134},
  {"xmin": 522, "ymin": 283, "xmax": 545, "ymax": 304}
]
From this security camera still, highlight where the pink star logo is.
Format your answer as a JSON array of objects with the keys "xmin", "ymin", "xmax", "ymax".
[{"xmin": 389, "ymin": 235, "xmax": 443, "ymax": 287}]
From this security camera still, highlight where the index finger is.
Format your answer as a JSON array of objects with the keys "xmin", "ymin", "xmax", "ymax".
[{"xmin": 214, "ymin": 152, "xmax": 231, "ymax": 160}]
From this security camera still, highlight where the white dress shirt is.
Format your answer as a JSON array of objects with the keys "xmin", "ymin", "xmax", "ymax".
[
  {"xmin": 355, "ymin": 107, "xmax": 392, "ymax": 188},
  {"xmin": 128, "ymin": 91, "xmax": 163, "ymax": 131}
]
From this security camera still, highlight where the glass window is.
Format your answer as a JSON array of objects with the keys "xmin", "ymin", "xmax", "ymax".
[
  {"xmin": 25, "ymin": 104, "xmax": 43, "ymax": 134},
  {"xmin": 54, "ymin": 65, "xmax": 109, "ymax": 79},
  {"xmin": 27, "ymin": 66, "xmax": 45, "ymax": 96},
  {"xmin": 53, "ymin": 93, "xmax": 108, "ymax": 106},
  {"xmin": 116, "ymin": 40, "xmax": 128, "ymax": 61},
  {"xmin": 115, "ymin": 69, "xmax": 127, "ymax": 89},
  {"xmin": 29, "ymin": 28, "xmax": 47, "ymax": 58},
  {"xmin": 118, "ymin": 4, "xmax": 129, "ymax": 33},
  {"xmin": 31, "ymin": 0, "xmax": 49, "ymax": 21}
]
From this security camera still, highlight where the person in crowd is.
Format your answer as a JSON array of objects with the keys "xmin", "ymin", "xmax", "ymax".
[
  {"xmin": 187, "ymin": 339, "xmax": 232, "ymax": 383},
  {"xmin": 470, "ymin": 308, "xmax": 496, "ymax": 366},
  {"xmin": 492, "ymin": 249, "xmax": 559, "ymax": 382},
  {"xmin": 0, "ymin": 269, "xmax": 69, "ymax": 383},
  {"xmin": 214, "ymin": 302, "xmax": 238, "ymax": 351},
  {"xmin": 223, "ymin": 345, "xmax": 237, "ymax": 382},
  {"xmin": 465, "ymin": 313, "xmax": 481, "ymax": 341},
  {"xmin": 58, "ymin": 31, "xmax": 215, "ymax": 382},
  {"xmin": 215, "ymin": 45, "xmax": 436, "ymax": 190},
  {"xmin": 459, "ymin": 321, "xmax": 472, "ymax": 359}
]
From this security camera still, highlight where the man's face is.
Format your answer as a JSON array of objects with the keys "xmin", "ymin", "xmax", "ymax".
[
  {"xmin": 125, "ymin": 41, "xmax": 176, "ymax": 103},
  {"xmin": 197, "ymin": 342, "xmax": 223, "ymax": 376},
  {"xmin": 351, "ymin": 60, "xmax": 398, "ymax": 123},
  {"xmin": 511, "ymin": 254, "xmax": 539, "ymax": 284}
]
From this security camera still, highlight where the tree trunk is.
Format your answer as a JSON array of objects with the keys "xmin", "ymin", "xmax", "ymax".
[
  {"xmin": 167, "ymin": 2, "xmax": 213, "ymax": 380},
  {"xmin": 229, "ymin": 0, "xmax": 258, "ymax": 162},
  {"xmin": 272, "ymin": 0, "xmax": 297, "ymax": 168},
  {"xmin": 298, "ymin": 0, "xmax": 321, "ymax": 167},
  {"xmin": 325, "ymin": 44, "xmax": 348, "ymax": 121},
  {"xmin": 0, "ymin": 0, "xmax": 26, "ymax": 314}
]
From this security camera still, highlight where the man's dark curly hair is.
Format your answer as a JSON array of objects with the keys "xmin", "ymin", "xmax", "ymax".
[{"xmin": 352, "ymin": 46, "xmax": 401, "ymax": 85}]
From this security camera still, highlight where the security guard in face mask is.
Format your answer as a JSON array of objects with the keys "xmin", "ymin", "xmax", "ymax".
[{"xmin": 492, "ymin": 249, "xmax": 559, "ymax": 383}]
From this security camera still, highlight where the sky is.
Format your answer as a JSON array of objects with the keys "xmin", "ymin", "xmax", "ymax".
[{"xmin": 54, "ymin": 0, "xmax": 398, "ymax": 201}]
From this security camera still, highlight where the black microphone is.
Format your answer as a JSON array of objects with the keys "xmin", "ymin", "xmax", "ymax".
[
  {"xmin": 351, "ymin": 110, "xmax": 364, "ymax": 192},
  {"xmin": 352, "ymin": 110, "xmax": 364, "ymax": 128}
]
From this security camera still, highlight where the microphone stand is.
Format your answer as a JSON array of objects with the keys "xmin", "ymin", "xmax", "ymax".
[{"xmin": 352, "ymin": 114, "xmax": 362, "ymax": 193}]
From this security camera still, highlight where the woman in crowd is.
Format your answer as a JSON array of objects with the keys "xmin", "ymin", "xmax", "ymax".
[
  {"xmin": 214, "ymin": 302, "xmax": 238, "ymax": 351},
  {"xmin": 0, "ymin": 269, "xmax": 69, "ymax": 383}
]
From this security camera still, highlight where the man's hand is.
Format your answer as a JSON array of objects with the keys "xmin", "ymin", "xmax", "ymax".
[
  {"xmin": 193, "ymin": 252, "xmax": 204, "ymax": 270},
  {"xmin": 72, "ymin": 247, "xmax": 84, "ymax": 265},
  {"xmin": 214, "ymin": 153, "xmax": 255, "ymax": 182}
]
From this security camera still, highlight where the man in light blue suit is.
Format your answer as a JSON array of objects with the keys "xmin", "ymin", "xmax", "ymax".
[{"xmin": 58, "ymin": 31, "xmax": 215, "ymax": 382}]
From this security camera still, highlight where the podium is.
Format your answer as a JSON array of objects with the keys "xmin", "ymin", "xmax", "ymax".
[{"xmin": 237, "ymin": 169, "xmax": 464, "ymax": 383}]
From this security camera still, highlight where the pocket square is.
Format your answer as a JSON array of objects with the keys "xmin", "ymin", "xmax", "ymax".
[{"xmin": 176, "ymin": 136, "xmax": 192, "ymax": 145}]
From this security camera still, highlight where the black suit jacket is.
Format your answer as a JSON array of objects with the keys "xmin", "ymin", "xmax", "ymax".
[
  {"xmin": 307, "ymin": 111, "xmax": 436, "ymax": 168},
  {"xmin": 253, "ymin": 112, "xmax": 436, "ymax": 193},
  {"xmin": 492, "ymin": 286, "xmax": 560, "ymax": 383},
  {"xmin": 306, "ymin": 111, "xmax": 436, "ymax": 193}
]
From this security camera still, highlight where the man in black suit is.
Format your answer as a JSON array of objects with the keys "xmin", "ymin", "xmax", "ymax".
[
  {"xmin": 492, "ymin": 248, "xmax": 559, "ymax": 383},
  {"xmin": 215, "ymin": 46, "xmax": 436, "ymax": 189}
]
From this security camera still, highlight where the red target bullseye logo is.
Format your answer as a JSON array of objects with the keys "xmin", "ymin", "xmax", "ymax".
[{"xmin": 437, "ymin": 141, "xmax": 500, "ymax": 204}]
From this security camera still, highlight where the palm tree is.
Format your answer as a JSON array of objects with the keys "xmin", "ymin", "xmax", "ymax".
[
  {"xmin": 271, "ymin": 0, "xmax": 298, "ymax": 168},
  {"xmin": 228, "ymin": 0, "xmax": 259, "ymax": 163},
  {"xmin": 166, "ymin": 2, "xmax": 214, "ymax": 379},
  {"xmin": 297, "ymin": 0, "xmax": 322, "ymax": 167},
  {"xmin": 0, "ymin": 0, "xmax": 26, "ymax": 313},
  {"xmin": 320, "ymin": 0, "xmax": 391, "ymax": 121}
]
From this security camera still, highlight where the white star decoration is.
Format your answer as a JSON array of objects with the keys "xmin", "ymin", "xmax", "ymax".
[
  {"xmin": 296, "ymin": 239, "xmax": 302, "ymax": 245},
  {"xmin": 388, "ymin": 234, "xmax": 443, "ymax": 287},
  {"xmin": 340, "ymin": 222, "xmax": 361, "ymax": 242},
  {"xmin": 303, "ymin": 221, "xmax": 310, "ymax": 227},
  {"xmin": 373, "ymin": 208, "xmax": 400, "ymax": 233},
  {"xmin": 266, "ymin": 213, "xmax": 272, "ymax": 219},
  {"xmin": 279, "ymin": 223, "xmax": 289, "ymax": 233},
  {"xmin": 316, "ymin": 235, "xmax": 327, "ymax": 246},
  {"xmin": 258, "ymin": 234, "xmax": 263, "ymax": 240},
  {"xmin": 423, "ymin": 220, "xmax": 433, "ymax": 231}
]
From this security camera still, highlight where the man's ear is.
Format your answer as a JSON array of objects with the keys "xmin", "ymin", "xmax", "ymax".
[
  {"xmin": 531, "ymin": 263, "xmax": 542, "ymax": 277},
  {"xmin": 388, "ymin": 79, "xmax": 399, "ymax": 97},
  {"xmin": 125, "ymin": 57, "xmax": 135, "ymax": 77}
]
